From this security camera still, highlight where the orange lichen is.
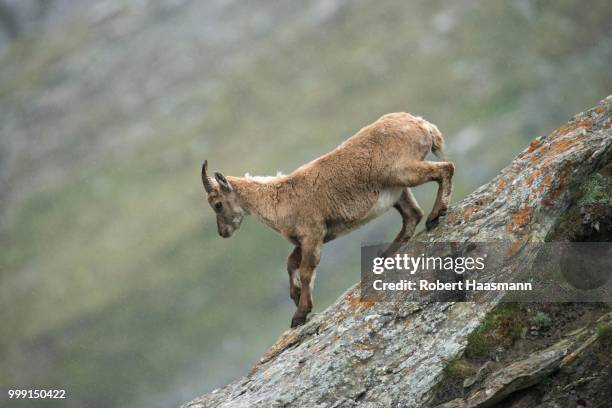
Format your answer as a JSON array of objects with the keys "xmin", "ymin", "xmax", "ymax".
[
  {"xmin": 354, "ymin": 342, "xmax": 373, "ymax": 350},
  {"xmin": 519, "ymin": 139, "xmax": 544, "ymax": 159},
  {"xmin": 525, "ymin": 168, "xmax": 541, "ymax": 187},
  {"xmin": 595, "ymin": 107, "xmax": 605, "ymax": 113},
  {"xmin": 543, "ymin": 175, "xmax": 566, "ymax": 206},
  {"xmin": 575, "ymin": 118, "xmax": 593, "ymax": 128},
  {"xmin": 526, "ymin": 139, "xmax": 542, "ymax": 154},
  {"xmin": 345, "ymin": 290, "xmax": 357, "ymax": 302},
  {"xmin": 462, "ymin": 207, "xmax": 477, "ymax": 222},
  {"xmin": 549, "ymin": 138, "xmax": 579, "ymax": 154},
  {"xmin": 533, "ymin": 138, "xmax": 582, "ymax": 169},
  {"xmin": 346, "ymin": 290, "xmax": 379, "ymax": 313},
  {"xmin": 535, "ymin": 173, "xmax": 553, "ymax": 195},
  {"xmin": 553, "ymin": 122, "xmax": 578, "ymax": 136},
  {"xmin": 553, "ymin": 118, "xmax": 592, "ymax": 137},
  {"xmin": 513, "ymin": 207, "xmax": 530, "ymax": 228},
  {"xmin": 506, "ymin": 239, "xmax": 522, "ymax": 257},
  {"xmin": 495, "ymin": 179, "xmax": 506, "ymax": 193},
  {"xmin": 542, "ymin": 162, "xmax": 574, "ymax": 207},
  {"xmin": 256, "ymin": 333, "xmax": 300, "ymax": 369},
  {"xmin": 359, "ymin": 292, "xmax": 380, "ymax": 309},
  {"xmin": 506, "ymin": 205, "xmax": 532, "ymax": 235},
  {"xmin": 273, "ymin": 333, "xmax": 298, "ymax": 350}
]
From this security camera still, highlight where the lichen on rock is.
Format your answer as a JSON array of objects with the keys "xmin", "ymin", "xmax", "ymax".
[{"xmin": 183, "ymin": 97, "xmax": 612, "ymax": 408}]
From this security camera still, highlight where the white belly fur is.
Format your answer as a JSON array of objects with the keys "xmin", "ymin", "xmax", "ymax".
[
  {"xmin": 331, "ymin": 187, "xmax": 403, "ymax": 238},
  {"xmin": 369, "ymin": 187, "xmax": 403, "ymax": 219}
]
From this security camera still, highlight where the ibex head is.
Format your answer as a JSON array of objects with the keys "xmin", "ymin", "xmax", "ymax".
[{"xmin": 202, "ymin": 160, "xmax": 244, "ymax": 238}]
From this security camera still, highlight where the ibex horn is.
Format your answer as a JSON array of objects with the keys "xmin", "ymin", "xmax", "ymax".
[{"xmin": 202, "ymin": 160, "xmax": 214, "ymax": 193}]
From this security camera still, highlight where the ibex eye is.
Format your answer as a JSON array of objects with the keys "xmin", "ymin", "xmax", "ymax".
[{"xmin": 214, "ymin": 202, "xmax": 223, "ymax": 211}]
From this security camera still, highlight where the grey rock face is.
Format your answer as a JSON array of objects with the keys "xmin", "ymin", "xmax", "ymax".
[
  {"xmin": 434, "ymin": 312, "xmax": 611, "ymax": 408},
  {"xmin": 183, "ymin": 97, "xmax": 612, "ymax": 408}
]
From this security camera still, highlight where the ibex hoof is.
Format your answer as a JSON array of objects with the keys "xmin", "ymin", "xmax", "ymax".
[
  {"xmin": 426, "ymin": 217, "xmax": 439, "ymax": 230},
  {"xmin": 426, "ymin": 209, "xmax": 446, "ymax": 230},
  {"xmin": 291, "ymin": 316, "xmax": 306, "ymax": 328}
]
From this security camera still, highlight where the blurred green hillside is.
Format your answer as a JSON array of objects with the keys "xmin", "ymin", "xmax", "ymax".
[{"xmin": 0, "ymin": 0, "xmax": 610, "ymax": 407}]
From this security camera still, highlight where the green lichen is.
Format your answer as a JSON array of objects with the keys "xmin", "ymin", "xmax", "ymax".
[
  {"xmin": 464, "ymin": 304, "xmax": 525, "ymax": 358},
  {"xmin": 596, "ymin": 322, "xmax": 612, "ymax": 347},
  {"xmin": 444, "ymin": 358, "xmax": 477, "ymax": 379},
  {"xmin": 531, "ymin": 312, "xmax": 553, "ymax": 330},
  {"xmin": 547, "ymin": 171, "xmax": 611, "ymax": 241},
  {"xmin": 578, "ymin": 173, "xmax": 612, "ymax": 206}
]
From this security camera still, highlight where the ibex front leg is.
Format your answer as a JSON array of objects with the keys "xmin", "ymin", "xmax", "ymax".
[
  {"xmin": 290, "ymin": 238, "xmax": 322, "ymax": 328},
  {"xmin": 287, "ymin": 246, "xmax": 302, "ymax": 306}
]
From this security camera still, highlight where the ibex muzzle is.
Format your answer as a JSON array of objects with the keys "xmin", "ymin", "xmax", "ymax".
[{"xmin": 201, "ymin": 160, "xmax": 245, "ymax": 238}]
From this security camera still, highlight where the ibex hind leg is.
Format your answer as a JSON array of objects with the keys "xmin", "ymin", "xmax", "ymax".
[
  {"xmin": 381, "ymin": 188, "xmax": 423, "ymax": 257},
  {"xmin": 425, "ymin": 161, "xmax": 454, "ymax": 230},
  {"xmin": 386, "ymin": 161, "xmax": 454, "ymax": 230}
]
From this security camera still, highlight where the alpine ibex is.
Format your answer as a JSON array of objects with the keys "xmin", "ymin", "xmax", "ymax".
[{"xmin": 202, "ymin": 113, "xmax": 454, "ymax": 327}]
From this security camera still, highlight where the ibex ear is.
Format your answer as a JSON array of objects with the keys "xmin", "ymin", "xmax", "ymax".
[{"xmin": 214, "ymin": 172, "xmax": 232, "ymax": 193}]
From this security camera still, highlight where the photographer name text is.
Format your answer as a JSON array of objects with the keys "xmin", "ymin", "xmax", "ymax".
[{"xmin": 372, "ymin": 279, "xmax": 532, "ymax": 291}]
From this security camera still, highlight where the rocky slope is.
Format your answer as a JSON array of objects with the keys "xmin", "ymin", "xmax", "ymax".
[{"xmin": 183, "ymin": 97, "xmax": 612, "ymax": 407}]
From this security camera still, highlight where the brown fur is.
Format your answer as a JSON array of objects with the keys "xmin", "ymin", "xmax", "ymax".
[{"xmin": 202, "ymin": 113, "xmax": 454, "ymax": 327}]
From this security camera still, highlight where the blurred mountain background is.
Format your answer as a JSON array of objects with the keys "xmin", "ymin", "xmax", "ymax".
[{"xmin": 0, "ymin": 0, "xmax": 610, "ymax": 407}]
